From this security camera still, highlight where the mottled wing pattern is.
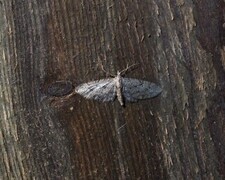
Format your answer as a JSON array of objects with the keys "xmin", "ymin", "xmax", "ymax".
[
  {"xmin": 75, "ymin": 78, "xmax": 116, "ymax": 102},
  {"xmin": 122, "ymin": 78, "xmax": 162, "ymax": 102}
]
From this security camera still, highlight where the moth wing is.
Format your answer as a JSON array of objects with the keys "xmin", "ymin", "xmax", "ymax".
[
  {"xmin": 75, "ymin": 78, "xmax": 116, "ymax": 102},
  {"xmin": 122, "ymin": 78, "xmax": 162, "ymax": 102}
]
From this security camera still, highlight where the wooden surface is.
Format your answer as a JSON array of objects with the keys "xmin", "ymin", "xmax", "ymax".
[{"xmin": 1, "ymin": 0, "xmax": 225, "ymax": 179}]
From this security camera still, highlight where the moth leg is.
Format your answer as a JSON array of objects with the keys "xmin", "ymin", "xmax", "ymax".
[{"xmin": 98, "ymin": 62, "xmax": 115, "ymax": 77}]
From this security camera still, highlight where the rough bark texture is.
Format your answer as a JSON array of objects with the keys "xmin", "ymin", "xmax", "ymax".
[{"xmin": 1, "ymin": 0, "xmax": 225, "ymax": 179}]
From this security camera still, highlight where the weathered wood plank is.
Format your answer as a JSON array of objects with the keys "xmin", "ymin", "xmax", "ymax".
[{"xmin": 0, "ymin": 0, "xmax": 224, "ymax": 179}]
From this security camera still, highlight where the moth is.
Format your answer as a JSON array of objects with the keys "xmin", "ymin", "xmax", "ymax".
[{"xmin": 75, "ymin": 66, "xmax": 162, "ymax": 106}]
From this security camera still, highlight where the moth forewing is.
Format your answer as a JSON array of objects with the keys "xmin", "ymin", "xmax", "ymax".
[
  {"xmin": 122, "ymin": 78, "xmax": 162, "ymax": 102},
  {"xmin": 75, "ymin": 79, "xmax": 116, "ymax": 102}
]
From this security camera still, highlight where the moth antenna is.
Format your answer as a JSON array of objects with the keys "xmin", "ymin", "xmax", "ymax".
[
  {"xmin": 120, "ymin": 63, "xmax": 139, "ymax": 75},
  {"xmin": 117, "ymin": 123, "xmax": 127, "ymax": 132}
]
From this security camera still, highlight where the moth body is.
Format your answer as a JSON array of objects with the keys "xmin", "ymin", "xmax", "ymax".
[{"xmin": 115, "ymin": 71, "xmax": 124, "ymax": 106}]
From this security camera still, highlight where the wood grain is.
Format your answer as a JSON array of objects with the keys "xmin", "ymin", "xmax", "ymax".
[{"xmin": 0, "ymin": 0, "xmax": 225, "ymax": 179}]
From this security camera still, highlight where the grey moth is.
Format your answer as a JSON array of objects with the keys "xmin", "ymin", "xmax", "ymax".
[{"xmin": 75, "ymin": 69, "xmax": 162, "ymax": 106}]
